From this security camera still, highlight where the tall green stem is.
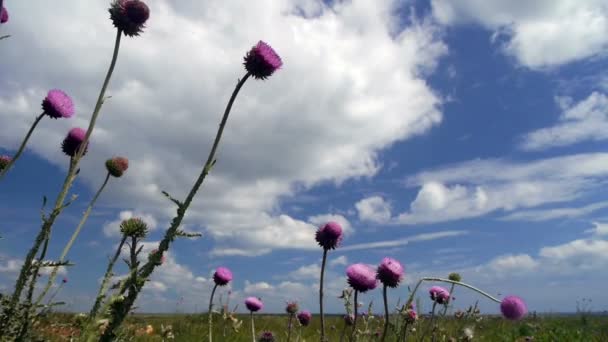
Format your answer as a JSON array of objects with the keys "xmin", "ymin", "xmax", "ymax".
[
  {"xmin": 208, "ymin": 284, "xmax": 218, "ymax": 342},
  {"xmin": 319, "ymin": 248, "xmax": 328, "ymax": 342},
  {"xmin": 250, "ymin": 311, "xmax": 256, "ymax": 342},
  {"xmin": 350, "ymin": 290, "xmax": 359, "ymax": 342},
  {"xmin": 0, "ymin": 112, "xmax": 45, "ymax": 182},
  {"xmin": 88, "ymin": 235, "xmax": 127, "ymax": 321},
  {"xmin": 287, "ymin": 314, "xmax": 294, "ymax": 342},
  {"xmin": 421, "ymin": 301, "xmax": 437, "ymax": 342},
  {"xmin": 441, "ymin": 283, "xmax": 455, "ymax": 317},
  {"xmin": 36, "ymin": 173, "xmax": 111, "ymax": 306},
  {"xmin": 381, "ymin": 285, "xmax": 389, "ymax": 342}
]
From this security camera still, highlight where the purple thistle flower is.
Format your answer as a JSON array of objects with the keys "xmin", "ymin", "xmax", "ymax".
[
  {"xmin": 297, "ymin": 310, "xmax": 312, "ymax": 326},
  {"xmin": 315, "ymin": 221, "xmax": 343, "ymax": 250},
  {"xmin": 285, "ymin": 301, "xmax": 299, "ymax": 315},
  {"xmin": 346, "ymin": 263, "xmax": 378, "ymax": 293},
  {"xmin": 243, "ymin": 41, "xmax": 283, "ymax": 80},
  {"xmin": 105, "ymin": 156, "xmax": 129, "ymax": 177},
  {"xmin": 213, "ymin": 267, "xmax": 233, "ymax": 286},
  {"xmin": 429, "ymin": 286, "xmax": 450, "ymax": 304},
  {"xmin": 245, "ymin": 297, "xmax": 263, "ymax": 312},
  {"xmin": 109, "ymin": 0, "xmax": 150, "ymax": 37},
  {"xmin": 61, "ymin": 128, "xmax": 88, "ymax": 157},
  {"xmin": 500, "ymin": 295, "xmax": 527, "ymax": 320},
  {"xmin": 42, "ymin": 89, "xmax": 75, "ymax": 119},
  {"xmin": 0, "ymin": 155, "xmax": 11, "ymax": 170},
  {"xmin": 258, "ymin": 331, "xmax": 275, "ymax": 342},
  {"xmin": 376, "ymin": 257, "xmax": 404, "ymax": 288},
  {"xmin": 0, "ymin": 6, "xmax": 8, "ymax": 24}
]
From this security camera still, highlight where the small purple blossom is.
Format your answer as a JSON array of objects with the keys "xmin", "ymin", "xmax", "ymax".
[
  {"xmin": 346, "ymin": 263, "xmax": 378, "ymax": 293},
  {"xmin": 500, "ymin": 295, "xmax": 527, "ymax": 320},
  {"xmin": 42, "ymin": 89, "xmax": 74, "ymax": 119},
  {"xmin": 61, "ymin": 128, "xmax": 88, "ymax": 157},
  {"xmin": 243, "ymin": 41, "xmax": 283, "ymax": 80},
  {"xmin": 429, "ymin": 286, "xmax": 450, "ymax": 304},
  {"xmin": 376, "ymin": 257, "xmax": 404, "ymax": 288},
  {"xmin": 105, "ymin": 156, "xmax": 129, "ymax": 177},
  {"xmin": 297, "ymin": 310, "xmax": 312, "ymax": 326},
  {"xmin": 258, "ymin": 331, "xmax": 275, "ymax": 342},
  {"xmin": 213, "ymin": 267, "xmax": 233, "ymax": 286},
  {"xmin": 285, "ymin": 301, "xmax": 298, "ymax": 315},
  {"xmin": 315, "ymin": 221, "xmax": 343, "ymax": 250},
  {"xmin": 245, "ymin": 297, "xmax": 263, "ymax": 312},
  {"xmin": 0, "ymin": 6, "xmax": 8, "ymax": 24},
  {"xmin": 0, "ymin": 155, "xmax": 11, "ymax": 170},
  {"xmin": 109, "ymin": 0, "xmax": 150, "ymax": 37}
]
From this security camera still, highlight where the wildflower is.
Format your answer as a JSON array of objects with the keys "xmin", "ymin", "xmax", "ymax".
[
  {"xmin": 245, "ymin": 297, "xmax": 263, "ymax": 312},
  {"xmin": 462, "ymin": 327, "xmax": 474, "ymax": 341},
  {"xmin": 500, "ymin": 295, "xmax": 527, "ymax": 320},
  {"xmin": 0, "ymin": 6, "xmax": 8, "ymax": 24},
  {"xmin": 0, "ymin": 155, "xmax": 11, "ymax": 171},
  {"xmin": 145, "ymin": 324, "xmax": 154, "ymax": 335},
  {"xmin": 258, "ymin": 331, "xmax": 275, "ymax": 342},
  {"xmin": 120, "ymin": 218, "xmax": 148, "ymax": 238},
  {"xmin": 285, "ymin": 301, "xmax": 299, "ymax": 315},
  {"xmin": 61, "ymin": 127, "xmax": 88, "ymax": 157},
  {"xmin": 243, "ymin": 41, "xmax": 283, "ymax": 80},
  {"xmin": 346, "ymin": 263, "xmax": 378, "ymax": 292},
  {"xmin": 344, "ymin": 314, "xmax": 355, "ymax": 326},
  {"xmin": 297, "ymin": 310, "xmax": 312, "ymax": 326},
  {"xmin": 109, "ymin": 0, "xmax": 150, "ymax": 37},
  {"xmin": 315, "ymin": 221, "xmax": 343, "ymax": 250},
  {"xmin": 448, "ymin": 272, "xmax": 462, "ymax": 282},
  {"xmin": 42, "ymin": 89, "xmax": 74, "ymax": 119},
  {"xmin": 429, "ymin": 286, "xmax": 450, "ymax": 304},
  {"xmin": 405, "ymin": 308, "xmax": 417, "ymax": 323},
  {"xmin": 213, "ymin": 267, "xmax": 233, "ymax": 286},
  {"xmin": 376, "ymin": 257, "xmax": 404, "ymax": 288},
  {"xmin": 105, "ymin": 157, "xmax": 129, "ymax": 177}
]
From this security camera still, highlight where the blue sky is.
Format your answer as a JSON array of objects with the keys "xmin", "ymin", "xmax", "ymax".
[{"xmin": 1, "ymin": 0, "xmax": 608, "ymax": 316}]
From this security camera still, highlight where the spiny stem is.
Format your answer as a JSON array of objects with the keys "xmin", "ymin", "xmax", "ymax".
[
  {"xmin": 208, "ymin": 284, "xmax": 218, "ymax": 342},
  {"xmin": 0, "ymin": 112, "xmax": 45, "ymax": 182},
  {"xmin": 319, "ymin": 248, "xmax": 328, "ymax": 342}
]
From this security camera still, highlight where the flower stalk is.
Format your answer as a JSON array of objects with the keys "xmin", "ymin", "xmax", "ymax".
[{"xmin": 0, "ymin": 113, "xmax": 44, "ymax": 182}]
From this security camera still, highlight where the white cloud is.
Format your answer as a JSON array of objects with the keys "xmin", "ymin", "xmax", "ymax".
[
  {"xmin": 521, "ymin": 92, "xmax": 608, "ymax": 150},
  {"xmin": 287, "ymin": 263, "xmax": 321, "ymax": 281},
  {"xmin": 340, "ymin": 230, "xmax": 467, "ymax": 251},
  {"xmin": 431, "ymin": 0, "xmax": 608, "ymax": 68},
  {"xmin": 585, "ymin": 221, "xmax": 608, "ymax": 236},
  {"xmin": 355, "ymin": 196, "xmax": 391, "ymax": 223},
  {"xmin": 244, "ymin": 281, "xmax": 274, "ymax": 293},
  {"xmin": 102, "ymin": 210, "xmax": 158, "ymax": 237},
  {"xmin": 501, "ymin": 201, "xmax": 608, "ymax": 222},
  {"xmin": 329, "ymin": 255, "xmax": 348, "ymax": 267},
  {"xmin": 484, "ymin": 254, "xmax": 539, "ymax": 274},
  {"xmin": 0, "ymin": 259, "xmax": 22, "ymax": 273}
]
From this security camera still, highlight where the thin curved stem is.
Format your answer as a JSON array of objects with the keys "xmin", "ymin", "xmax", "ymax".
[
  {"xmin": 208, "ymin": 284, "xmax": 218, "ymax": 342},
  {"xmin": 0, "ymin": 112, "xmax": 45, "ymax": 182},
  {"xmin": 319, "ymin": 248, "xmax": 328, "ymax": 342}
]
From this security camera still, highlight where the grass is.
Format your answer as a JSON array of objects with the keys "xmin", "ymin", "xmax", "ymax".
[{"xmin": 32, "ymin": 312, "xmax": 608, "ymax": 341}]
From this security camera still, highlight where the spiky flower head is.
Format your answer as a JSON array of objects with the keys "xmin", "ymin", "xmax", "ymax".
[
  {"xmin": 61, "ymin": 127, "xmax": 88, "ymax": 157},
  {"xmin": 105, "ymin": 156, "xmax": 129, "ymax": 177},
  {"xmin": 258, "ymin": 331, "xmax": 275, "ymax": 342},
  {"xmin": 405, "ymin": 307, "xmax": 417, "ymax": 323},
  {"xmin": 346, "ymin": 263, "xmax": 378, "ymax": 293},
  {"xmin": 119, "ymin": 217, "xmax": 148, "ymax": 238},
  {"xmin": 1, "ymin": 6, "xmax": 8, "ymax": 24},
  {"xmin": 297, "ymin": 310, "xmax": 312, "ymax": 326},
  {"xmin": 500, "ymin": 295, "xmax": 527, "ymax": 320},
  {"xmin": 243, "ymin": 41, "xmax": 282, "ymax": 80},
  {"xmin": 42, "ymin": 89, "xmax": 74, "ymax": 119},
  {"xmin": 315, "ymin": 221, "xmax": 343, "ymax": 250},
  {"xmin": 213, "ymin": 267, "xmax": 233, "ymax": 286},
  {"xmin": 376, "ymin": 257, "xmax": 404, "ymax": 288},
  {"xmin": 109, "ymin": 0, "xmax": 150, "ymax": 37},
  {"xmin": 0, "ymin": 155, "xmax": 11, "ymax": 170},
  {"xmin": 245, "ymin": 297, "xmax": 263, "ymax": 312},
  {"xmin": 448, "ymin": 272, "xmax": 462, "ymax": 282},
  {"xmin": 429, "ymin": 286, "xmax": 450, "ymax": 304},
  {"xmin": 149, "ymin": 249, "xmax": 165, "ymax": 265},
  {"xmin": 285, "ymin": 301, "xmax": 299, "ymax": 315}
]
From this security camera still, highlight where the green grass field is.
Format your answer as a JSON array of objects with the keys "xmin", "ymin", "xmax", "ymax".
[{"xmin": 33, "ymin": 312, "xmax": 608, "ymax": 341}]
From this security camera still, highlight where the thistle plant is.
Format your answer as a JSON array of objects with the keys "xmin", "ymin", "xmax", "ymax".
[
  {"xmin": 426, "ymin": 286, "xmax": 450, "ymax": 341},
  {"xmin": 245, "ymin": 297, "xmax": 263, "ymax": 342},
  {"xmin": 0, "ymin": 0, "xmax": 148, "ymax": 336},
  {"xmin": 315, "ymin": 221, "xmax": 343, "ymax": 341},
  {"xmin": 441, "ymin": 272, "xmax": 461, "ymax": 316},
  {"xmin": 376, "ymin": 257, "xmax": 404, "ymax": 342},
  {"xmin": 209, "ymin": 267, "xmax": 233, "ymax": 342},
  {"xmin": 0, "ymin": 1, "xmax": 9, "ymax": 40},
  {"xmin": 285, "ymin": 301, "xmax": 299, "ymax": 342},
  {"xmin": 346, "ymin": 263, "xmax": 378, "ymax": 342},
  {"xmin": 296, "ymin": 310, "xmax": 311, "ymax": 341}
]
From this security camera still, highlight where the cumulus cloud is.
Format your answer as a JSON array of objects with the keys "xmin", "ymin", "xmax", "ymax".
[
  {"xmin": 355, "ymin": 196, "xmax": 391, "ymax": 223},
  {"xmin": 501, "ymin": 201, "xmax": 608, "ymax": 222},
  {"xmin": 431, "ymin": 0, "xmax": 608, "ymax": 69},
  {"xmin": 102, "ymin": 210, "xmax": 158, "ymax": 237}
]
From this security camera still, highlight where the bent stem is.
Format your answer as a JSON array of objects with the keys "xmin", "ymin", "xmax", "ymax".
[
  {"xmin": 99, "ymin": 73, "xmax": 252, "ymax": 341},
  {"xmin": 208, "ymin": 284, "xmax": 218, "ymax": 342},
  {"xmin": 36, "ymin": 172, "xmax": 111, "ymax": 306},
  {"xmin": 381, "ymin": 285, "xmax": 389, "ymax": 342},
  {"xmin": 0, "ymin": 112, "xmax": 45, "ymax": 182},
  {"xmin": 319, "ymin": 248, "xmax": 328, "ymax": 341}
]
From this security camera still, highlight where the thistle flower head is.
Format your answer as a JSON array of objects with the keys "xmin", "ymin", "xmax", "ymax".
[
  {"xmin": 448, "ymin": 272, "xmax": 462, "ymax": 282},
  {"xmin": 315, "ymin": 221, "xmax": 343, "ymax": 250},
  {"xmin": 376, "ymin": 257, "xmax": 404, "ymax": 288},
  {"xmin": 61, "ymin": 127, "xmax": 88, "ymax": 157},
  {"xmin": 1, "ymin": 6, "xmax": 8, "ymax": 24},
  {"xmin": 42, "ymin": 89, "xmax": 74, "ymax": 119},
  {"xmin": 243, "ymin": 41, "xmax": 282, "ymax": 80},
  {"xmin": 429, "ymin": 286, "xmax": 450, "ymax": 304},
  {"xmin": 297, "ymin": 310, "xmax": 312, "ymax": 326},
  {"xmin": 343, "ymin": 314, "xmax": 355, "ymax": 326},
  {"xmin": 119, "ymin": 217, "xmax": 148, "ymax": 238},
  {"xmin": 346, "ymin": 263, "xmax": 378, "ymax": 293},
  {"xmin": 500, "ymin": 295, "xmax": 527, "ymax": 320},
  {"xmin": 258, "ymin": 331, "xmax": 275, "ymax": 342},
  {"xmin": 109, "ymin": 0, "xmax": 150, "ymax": 37},
  {"xmin": 245, "ymin": 297, "xmax": 263, "ymax": 312},
  {"xmin": 285, "ymin": 301, "xmax": 298, "ymax": 315},
  {"xmin": 405, "ymin": 308, "xmax": 417, "ymax": 323},
  {"xmin": 105, "ymin": 156, "xmax": 129, "ymax": 177},
  {"xmin": 0, "ymin": 155, "xmax": 11, "ymax": 170},
  {"xmin": 149, "ymin": 249, "xmax": 165, "ymax": 265},
  {"xmin": 213, "ymin": 267, "xmax": 233, "ymax": 286}
]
